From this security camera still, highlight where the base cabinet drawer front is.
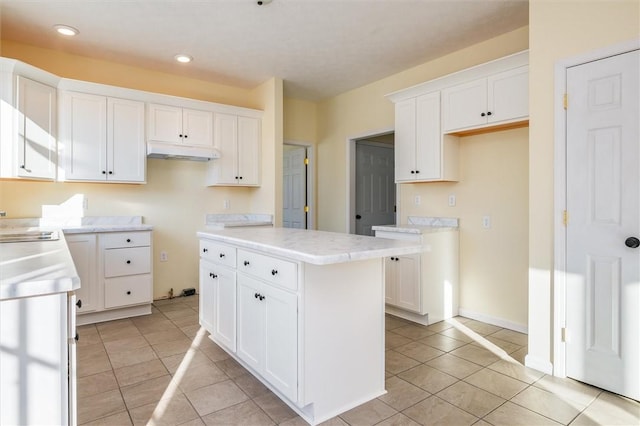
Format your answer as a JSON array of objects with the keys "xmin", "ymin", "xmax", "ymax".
[
  {"xmin": 104, "ymin": 246, "xmax": 151, "ymax": 277},
  {"xmin": 200, "ymin": 239, "xmax": 236, "ymax": 267},
  {"xmin": 104, "ymin": 275, "xmax": 152, "ymax": 308},
  {"xmin": 237, "ymin": 249, "xmax": 298, "ymax": 291},
  {"xmin": 101, "ymin": 231, "xmax": 151, "ymax": 249}
]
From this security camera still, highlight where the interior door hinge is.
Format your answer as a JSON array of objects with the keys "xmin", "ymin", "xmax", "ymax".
[
  {"xmin": 562, "ymin": 210, "xmax": 568, "ymax": 226},
  {"xmin": 561, "ymin": 327, "xmax": 568, "ymax": 343},
  {"xmin": 563, "ymin": 93, "xmax": 568, "ymax": 110},
  {"xmin": 304, "ymin": 157, "xmax": 309, "ymax": 165},
  {"xmin": 304, "ymin": 206, "xmax": 309, "ymax": 213}
]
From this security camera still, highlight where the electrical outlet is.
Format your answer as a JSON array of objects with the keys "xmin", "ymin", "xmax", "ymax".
[
  {"xmin": 223, "ymin": 199, "xmax": 230, "ymax": 210},
  {"xmin": 448, "ymin": 194, "xmax": 456, "ymax": 207},
  {"xmin": 482, "ymin": 215, "xmax": 491, "ymax": 229},
  {"xmin": 414, "ymin": 195, "xmax": 421, "ymax": 205},
  {"xmin": 160, "ymin": 251, "xmax": 168, "ymax": 262}
]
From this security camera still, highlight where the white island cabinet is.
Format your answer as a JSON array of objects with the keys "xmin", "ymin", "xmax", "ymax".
[{"xmin": 198, "ymin": 227, "xmax": 422, "ymax": 425}]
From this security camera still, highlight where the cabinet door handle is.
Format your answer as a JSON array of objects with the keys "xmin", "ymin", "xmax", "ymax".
[
  {"xmin": 254, "ymin": 292, "xmax": 260, "ymax": 299},
  {"xmin": 102, "ymin": 170, "xmax": 106, "ymax": 174},
  {"xmin": 126, "ymin": 238, "xmax": 131, "ymax": 243},
  {"xmin": 239, "ymin": 176, "xmax": 243, "ymax": 180},
  {"xmin": 76, "ymin": 299, "xmax": 82, "ymax": 308},
  {"xmin": 75, "ymin": 333, "xmax": 79, "ymax": 342},
  {"xmin": 244, "ymin": 260, "xmax": 250, "ymax": 266},
  {"xmin": 481, "ymin": 112, "xmax": 486, "ymax": 117},
  {"xmin": 108, "ymin": 171, "xmax": 113, "ymax": 175},
  {"xmin": 126, "ymin": 260, "xmax": 131, "ymax": 264},
  {"xmin": 203, "ymin": 248, "xmax": 208, "ymax": 253},
  {"xmin": 410, "ymin": 170, "xmax": 415, "ymax": 174},
  {"xmin": 126, "ymin": 291, "xmax": 131, "ymax": 295},
  {"xmin": 415, "ymin": 170, "xmax": 420, "ymax": 174},
  {"xmin": 259, "ymin": 295, "xmax": 265, "ymax": 301},
  {"xmin": 271, "ymin": 269, "xmax": 278, "ymax": 276},
  {"xmin": 179, "ymin": 134, "xmax": 183, "ymax": 138},
  {"xmin": 184, "ymin": 134, "xmax": 188, "ymax": 138},
  {"xmin": 487, "ymin": 111, "xmax": 492, "ymax": 116},
  {"xmin": 210, "ymin": 273, "xmax": 218, "ymax": 279},
  {"xmin": 219, "ymin": 253, "xmax": 226, "ymax": 258}
]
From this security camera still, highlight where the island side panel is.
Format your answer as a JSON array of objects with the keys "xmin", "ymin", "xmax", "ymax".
[{"xmin": 301, "ymin": 257, "xmax": 386, "ymax": 422}]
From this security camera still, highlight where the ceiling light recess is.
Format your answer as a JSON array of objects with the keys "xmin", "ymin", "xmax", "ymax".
[
  {"xmin": 174, "ymin": 54, "xmax": 193, "ymax": 63},
  {"xmin": 54, "ymin": 24, "xmax": 79, "ymax": 36}
]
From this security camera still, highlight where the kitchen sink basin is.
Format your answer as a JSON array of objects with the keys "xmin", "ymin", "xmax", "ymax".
[{"xmin": 0, "ymin": 230, "xmax": 60, "ymax": 243}]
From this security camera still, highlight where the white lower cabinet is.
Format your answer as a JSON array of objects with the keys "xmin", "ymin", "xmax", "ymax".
[
  {"xmin": 199, "ymin": 258, "xmax": 236, "ymax": 351},
  {"xmin": 67, "ymin": 231, "xmax": 153, "ymax": 325},
  {"xmin": 377, "ymin": 229, "xmax": 459, "ymax": 324},
  {"xmin": 385, "ymin": 253, "xmax": 421, "ymax": 312},
  {"xmin": 237, "ymin": 274, "xmax": 297, "ymax": 402},
  {"xmin": 0, "ymin": 292, "xmax": 76, "ymax": 426}
]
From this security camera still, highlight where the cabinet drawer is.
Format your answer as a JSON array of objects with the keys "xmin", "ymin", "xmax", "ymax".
[
  {"xmin": 237, "ymin": 249, "xmax": 297, "ymax": 291},
  {"xmin": 101, "ymin": 232, "xmax": 151, "ymax": 249},
  {"xmin": 200, "ymin": 239, "xmax": 236, "ymax": 267},
  {"xmin": 104, "ymin": 274, "xmax": 152, "ymax": 308},
  {"xmin": 104, "ymin": 246, "xmax": 151, "ymax": 277}
]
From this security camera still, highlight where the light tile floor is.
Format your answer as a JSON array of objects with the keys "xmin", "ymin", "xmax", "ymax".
[{"xmin": 76, "ymin": 296, "xmax": 640, "ymax": 425}]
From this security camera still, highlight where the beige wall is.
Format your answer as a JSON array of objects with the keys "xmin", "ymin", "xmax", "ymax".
[
  {"xmin": 0, "ymin": 40, "xmax": 280, "ymax": 300},
  {"xmin": 527, "ymin": 0, "xmax": 640, "ymax": 371},
  {"xmin": 402, "ymin": 128, "xmax": 529, "ymax": 327},
  {"xmin": 314, "ymin": 26, "xmax": 529, "ymax": 327}
]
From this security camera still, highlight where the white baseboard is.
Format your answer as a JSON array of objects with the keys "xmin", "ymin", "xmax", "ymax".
[
  {"xmin": 458, "ymin": 308, "xmax": 528, "ymax": 334},
  {"xmin": 525, "ymin": 354, "xmax": 553, "ymax": 375}
]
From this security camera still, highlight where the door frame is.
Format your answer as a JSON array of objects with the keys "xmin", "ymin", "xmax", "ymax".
[
  {"xmin": 284, "ymin": 140, "xmax": 315, "ymax": 230},
  {"xmin": 346, "ymin": 127, "xmax": 394, "ymax": 234},
  {"xmin": 552, "ymin": 38, "xmax": 640, "ymax": 378}
]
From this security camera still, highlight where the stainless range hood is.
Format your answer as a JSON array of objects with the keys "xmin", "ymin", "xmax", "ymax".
[{"xmin": 147, "ymin": 142, "xmax": 221, "ymax": 161}]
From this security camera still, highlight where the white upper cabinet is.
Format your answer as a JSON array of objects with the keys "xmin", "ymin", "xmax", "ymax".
[
  {"xmin": 394, "ymin": 92, "xmax": 458, "ymax": 183},
  {"xmin": 60, "ymin": 91, "xmax": 145, "ymax": 183},
  {"xmin": 0, "ymin": 58, "xmax": 58, "ymax": 180},
  {"xmin": 442, "ymin": 65, "xmax": 529, "ymax": 133},
  {"xmin": 206, "ymin": 113, "xmax": 260, "ymax": 186},
  {"xmin": 147, "ymin": 103, "xmax": 213, "ymax": 148}
]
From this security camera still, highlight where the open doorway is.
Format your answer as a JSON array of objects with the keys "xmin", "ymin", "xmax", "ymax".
[
  {"xmin": 348, "ymin": 131, "xmax": 396, "ymax": 235},
  {"xmin": 283, "ymin": 142, "xmax": 315, "ymax": 229}
]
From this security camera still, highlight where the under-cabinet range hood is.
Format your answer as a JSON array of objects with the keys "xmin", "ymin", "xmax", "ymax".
[{"xmin": 147, "ymin": 142, "xmax": 220, "ymax": 161}]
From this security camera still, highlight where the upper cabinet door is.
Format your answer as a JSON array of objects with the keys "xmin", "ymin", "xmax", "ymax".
[
  {"xmin": 62, "ymin": 91, "xmax": 107, "ymax": 181},
  {"xmin": 108, "ymin": 98, "xmax": 145, "ymax": 182},
  {"xmin": 441, "ymin": 78, "xmax": 487, "ymax": 133},
  {"xmin": 415, "ymin": 92, "xmax": 441, "ymax": 180},
  {"xmin": 237, "ymin": 116, "xmax": 260, "ymax": 186},
  {"xmin": 16, "ymin": 76, "xmax": 57, "ymax": 180},
  {"xmin": 147, "ymin": 103, "xmax": 182, "ymax": 144},
  {"xmin": 182, "ymin": 108, "xmax": 213, "ymax": 147},
  {"xmin": 394, "ymin": 98, "xmax": 417, "ymax": 182},
  {"xmin": 487, "ymin": 66, "xmax": 529, "ymax": 124}
]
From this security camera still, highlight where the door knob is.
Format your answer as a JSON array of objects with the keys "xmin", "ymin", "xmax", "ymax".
[
  {"xmin": 625, "ymin": 237, "xmax": 640, "ymax": 248},
  {"xmin": 356, "ymin": 215, "xmax": 362, "ymax": 220}
]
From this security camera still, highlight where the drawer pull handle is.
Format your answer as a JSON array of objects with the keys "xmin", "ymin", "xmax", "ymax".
[
  {"xmin": 126, "ymin": 238, "xmax": 131, "ymax": 243},
  {"xmin": 271, "ymin": 269, "xmax": 278, "ymax": 276},
  {"xmin": 219, "ymin": 253, "xmax": 225, "ymax": 258},
  {"xmin": 76, "ymin": 299, "xmax": 82, "ymax": 308},
  {"xmin": 244, "ymin": 260, "xmax": 250, "ymax": 266},
  {"xmin": 126, "ymin": 260, "xmax": 131, "ymax": 264},
  {"xmin": 203, "ymin": 248, "xmax": 208, "ymax": 253},
  {"xmin": 254, "ymin": 292, "xmax": 265, "ymax": 301},
  {"xmin": 126, "ymin": 291, "xmax": 131, "ymax": 295}
]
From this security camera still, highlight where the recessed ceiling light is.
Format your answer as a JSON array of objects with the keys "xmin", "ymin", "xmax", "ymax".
[
  {"xmin": 174, "ymin": 54, "xmax": 193, "ymax": 64},
  {"xmin": 54, "ymin": 25, "xmax": 79, "ymax": 36}
]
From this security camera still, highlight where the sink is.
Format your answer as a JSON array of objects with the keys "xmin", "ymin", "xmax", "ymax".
[{"xmin": 0, "ymin": 230, "xmax": 60, "ymax": 243}]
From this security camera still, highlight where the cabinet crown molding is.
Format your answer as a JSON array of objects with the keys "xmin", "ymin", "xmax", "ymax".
[{"xmin": 386, "ymin": 50, "xmax": 528, "ymax": 103}]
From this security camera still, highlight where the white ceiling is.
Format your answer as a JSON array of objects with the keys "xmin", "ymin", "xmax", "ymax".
[{"xmin": 0, "ymin": 0, "xmax": 528, "ymax": 100}]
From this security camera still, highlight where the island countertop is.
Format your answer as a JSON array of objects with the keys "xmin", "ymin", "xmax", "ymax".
[
  {"xmin": 197, "ymin": 227, "xmax": 422, "ymax": 265},
  {"xmin": 0, "ymin": 232, "xmax": 80, "ymax": 300}
]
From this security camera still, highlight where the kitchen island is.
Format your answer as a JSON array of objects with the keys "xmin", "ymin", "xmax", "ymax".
[{"xmin": 197, "ymin": 227, "xmax": 422, "ymax": 425}]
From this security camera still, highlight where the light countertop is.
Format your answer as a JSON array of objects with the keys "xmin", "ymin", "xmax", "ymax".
[
  {"xmin": 0, "ymin": 233, "xmax": 80, "ymax": 300},
  {"xmin": 204, "ymin": 213, "xmax": 273, "ymax": 229},
  {"xmin": 198, "ymin": 227, "xmax": 422, "ymax": 265},
  {"xmin": 372, "ymin": 216, "xmax": 459, "ymax": 235},
  {"xmin": 0, "ymin": 216, "xmax": 153, "ymax": 234}
]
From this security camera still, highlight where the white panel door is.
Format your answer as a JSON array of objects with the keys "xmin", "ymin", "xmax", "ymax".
[
  {"xmin": 566, "ymin": 49, "xmax": 639, "ymax": 401},
  {"xmin": 63, "ymin": 92, "xmax": 106, "ymax": 181},
  {"xmin": 199, "ymin": 261, "xmax": 216, "ymax": 334},
  {"xmin": 355, "ymin": 142, "xmax": 395, "ymax": 236},
  {"xmin": 283, "ymin": 146, "xmax": 307, "ymax": 228},
  {"xmin": 395, "ymin": 254, "xmax": 421, "ymax": 313},
  {"xmin": 66, "ymin": 233, "xmax": 98, "ymax": 313},
  {"xmin": 236, "ymin": 275, "xmax": 264, "ymax": 371},
  {"xmin": 107, "ymin": 97, "xmax": 145, "ymax": 182},
  {"xmin": 213, "ymin": 266, "xmax": 237, "ymax": 352},
  {"xmin": 16, "ymin": 76, "xmax": 56, "ymax": 179}
]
